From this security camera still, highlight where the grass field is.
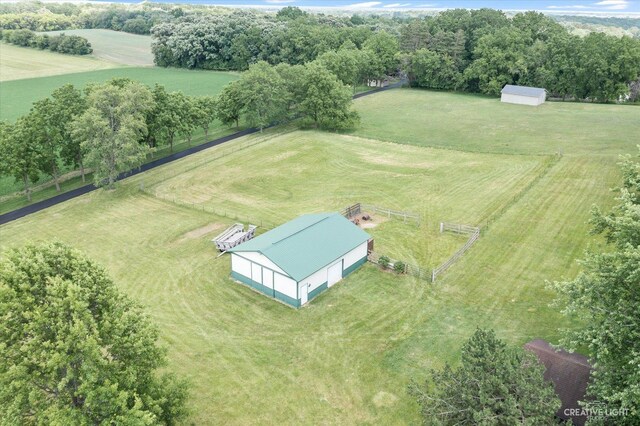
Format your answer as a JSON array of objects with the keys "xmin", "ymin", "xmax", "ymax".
[
  {"xmin": 0, "ymin": 43, "xmax": 118, "ymax": 82},
  {"xmin": 43, "ymin": 29, "xmax": 154, "ymax": 66},
  {"xmin": 0, "ymin": 67, "xmax": 239, "ymax": 122},
  {"xmin": 353, "ymin": 88, "xmax": 640, "ymax": 155},
  {"xmin": 1, "ymin": 89, "xmax": 637, "ymax": 424},
  {"xmin": 141, "ymin": 130, "xmax": 548, "ymax": 267},
  {"xmin": 0, "ymin": 124, "xmax": 241, "ymax": 214}
]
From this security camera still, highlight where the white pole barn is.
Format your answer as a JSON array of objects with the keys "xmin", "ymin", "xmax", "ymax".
[
  {"xmin": 228, "ymin": 213, "xmax": 371, "ymax": 308},
  {"xmin": 501, "ymin": 85, "xmax": 546, "ymax": 106}
]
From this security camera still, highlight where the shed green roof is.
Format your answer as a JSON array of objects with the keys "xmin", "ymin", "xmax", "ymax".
[{"xmin": 229, "ymin": 213, "xmax": 371, "ymax": 282}]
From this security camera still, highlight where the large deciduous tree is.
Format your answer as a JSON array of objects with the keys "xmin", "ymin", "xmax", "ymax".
[
  {"xmin": 316, "ymin": 47, "xmax": 364, "ymax": 92},
  {"xmin": 551, "ymin": 150, "xmax": 640, "ymax": 424},
  {"xmin": 71, "ymin": 80, "xmax": 154, "ymax": 189},
  {"xmin": 236, "ymin": 61, "xmax": 288, "ymax": 131},
  {"xmin": 362, "ymin": 30, "xmax": 399, "ymax": 85},
  {"xmin": 194, "ymin": 96, "xmax": 217, "ymax": 139},
  {"xmin": 0, "ymin": 118, "xmax": 42, "ymax": 202},
  {"xmin": 28, "ymin": 99, "xmax": 64, "ymax": 192},
  {"xmin": 216, "ymin": 81, "xmax": 242, "ymax": 129},
  {"xmin": 0, "ymin": 242, "xmax": 188, "ymax": 424},
  {"xmin": 407, "ymin": 49, "xmax": 461, "ymax": 90},
  {"xmin": 410, "ymin": 328, "xmax": 560, "ymax": 425},
  {"xmin": 464, "ymin": 27, "xmax": 531, "ymax": 95},
  {"xmin": 298, "ymin": 63, "xmax": 359, "ymax": 131},
  {"xmin": 52, "ymin": 84, "xmax": 88, "ymax": 182}
]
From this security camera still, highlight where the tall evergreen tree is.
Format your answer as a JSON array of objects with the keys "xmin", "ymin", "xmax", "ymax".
[{"xmin": 411, "ymin": 328, "xmax": 560, "ymax": 425}]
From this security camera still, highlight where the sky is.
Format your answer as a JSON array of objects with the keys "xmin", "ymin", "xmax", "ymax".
[{"xmin": 125, "ymin": 0, "xmax": 640, "ymax": 14}]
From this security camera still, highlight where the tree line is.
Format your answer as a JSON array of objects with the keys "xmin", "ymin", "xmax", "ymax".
[
  {"xmin": 0, "ymin": 2, "xmax": 176, "ymax": 34},
  {"xmin": 400, "ymin": 10, "xmax": 640, "ymax": 102},
  {"xmin": 1, "ymin": 28, "xmax": 92, "ymax": 55},
  {"xmin": 0, "ymin": 81, "xmax": 214, "ymax": 199},
  {"xmin": 152, "ymin": 8, "xmax": 640, "ymax": 103},
  {"xmin": 0, "ymin": 61, "xmax": 358, "ymax": 199}
]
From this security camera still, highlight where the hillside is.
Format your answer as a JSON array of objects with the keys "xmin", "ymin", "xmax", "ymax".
[{"xmin": 43, "ymin": 29, "xmax": 154, "ymax": 66}]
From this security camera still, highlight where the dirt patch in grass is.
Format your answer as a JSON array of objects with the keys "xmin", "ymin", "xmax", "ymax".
[
  {"xmin": 177, "ymin": 223, "xmax": 224, "ymax": 243},
  {"xmin": 372, "ymin": 391, "xmax": 399, "ymax": 408},
  {"xmin": 353, "ymin": 212, "xmax": 389, "ymax": 229}
]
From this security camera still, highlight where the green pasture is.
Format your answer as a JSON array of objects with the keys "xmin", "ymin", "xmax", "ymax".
[
  {"xmin": 0, "ymin": 67, "xmax": 239, "ymax": 122},
  {"xmin": 1, "ymin": 89, "xmax": 636, "ymax": 424},
  {"xmin": 43, "ymin": 29, "xmax": 154, "ymax": 66},
  {"xmin": 0, "ymin": 42, "xmax": 118, "ymax": 82},
  {"xmin": 142, "ymin": 131, "xmax": 546, "ymax": 267},
  {"xmin": 353, "ymin": 88, "xmax": 640, "ymax": 156}
]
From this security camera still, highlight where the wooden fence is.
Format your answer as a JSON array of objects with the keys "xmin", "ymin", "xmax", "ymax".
[
  {"xmin": 368, "ymin": 251, "xmax": 431, "ymax": 281},
  {"xmin": 360, "ymin": 203, "xmax": 421, "ymax": 225},
  {"xmin": 139, "ymin": 190, "xmax": 276, "ymax": 230},
  {"xmin": 431, "ymin": 222, "xmax": 481, "ymax": 282},
  {"xmin": 139, "ymin": 127, "xmax": 294, "ymax": 191},
  {"xmin": 341, "ymin": 203, "xmax": 361, "ymax": 218}
]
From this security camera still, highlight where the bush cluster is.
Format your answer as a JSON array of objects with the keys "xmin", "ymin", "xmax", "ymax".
[{"xmin": 1, "ymin": 29, "xmax": 92, "ymax": 55}]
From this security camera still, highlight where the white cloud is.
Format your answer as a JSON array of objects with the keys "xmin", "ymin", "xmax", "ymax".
[
  {"xmin": 346, "ymin": 1, "xmax": 383, "ymax": 8},
  {"xmin": 383, "ymin": 3, "xmax": 412, "ymax": 7},
  {"xmin": 547, "ymin": 4, "xmax": 589, "ymax": 8},
  {"xmin": 594, "ymin": 0, "xmax": 629, "ymax": 9}
]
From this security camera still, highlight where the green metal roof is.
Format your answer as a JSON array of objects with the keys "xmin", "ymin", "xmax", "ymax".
[{"xmin": 229, "ymin": 213, "xmax": 371, "ymax": 282}]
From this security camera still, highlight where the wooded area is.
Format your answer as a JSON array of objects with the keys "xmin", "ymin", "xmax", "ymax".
[
  {"xmin": 2, "ymin": 3, "xmax": 639, "ymax": 101},
  {"xmin": 150, "ymin": 7, "xmax": 640, "ymax": 102}
]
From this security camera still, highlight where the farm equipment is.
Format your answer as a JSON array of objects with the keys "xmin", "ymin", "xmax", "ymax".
[{"xmin": 212, "ymin": 223, "xmax": 257, "ymax": 251}]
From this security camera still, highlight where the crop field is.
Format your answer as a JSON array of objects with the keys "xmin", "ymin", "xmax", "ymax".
[
  {"xmin": 0, "ymin": 89, "xmax": 637, "ymax": 424},
  {"xmin": 0, "ymin": 67, "xmax": 239, "ymax": 122},
  {"xmin": 43, "ymin": 29, "xmax": 154, "ymax": 66},
  {"xmin": 0, "ymin": 43, "xmax": 118, "ymax": 82}
]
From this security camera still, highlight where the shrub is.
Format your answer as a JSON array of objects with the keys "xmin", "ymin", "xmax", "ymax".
[
  {"xmin": 394, "ymin": 260, "xmax": 406, "ymax": 274},
  {"xmin": 33, "ymin": 34, "xmax": 49, "ymax": 49},
  {"xmin": 378, "ymin": 255, "xmax": 390, "ymax": 269},
  {"xmin": 7, "ymin": 28, "xmax": 33, "ymax": 46}
]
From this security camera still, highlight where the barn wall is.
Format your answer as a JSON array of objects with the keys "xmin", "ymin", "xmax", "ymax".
[
  {"xmin": 236, "ymin": 251, "xmax": 287, "ymax": 275},
  {"xmin": 538, "ymin": 92, "xmax": 546, "ymax": 104},
  {"xmin": 230, "ymin": 252, "xmax": 299, "ymax": 307},
  {"xmin": 298, "ymin": 242, "xmax": 369, "ymax": 305},
  {"xmin": 343, "ymin": 242, "xmax": 368, "ymax": 272},
  {"xmin": 231, "ymin": 254, "xmax": 251, "ymax": 277},
  {"xmin": 231, "ymin": 241, "xmax": 369, "ymax": 308},
  {"xmin": 501, "ymin": 93, "xmax": 541, "ymax": 106},
  {"xmin": 274, "ymin": 272, "xmax": 297, "ymax": 299}
]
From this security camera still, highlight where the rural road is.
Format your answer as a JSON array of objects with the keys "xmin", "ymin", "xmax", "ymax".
[{"xmin": 0, "ymin": 81, "xmax": 404, "ymax": 226}]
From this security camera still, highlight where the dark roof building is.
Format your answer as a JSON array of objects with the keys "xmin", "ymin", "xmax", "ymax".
[{"xmin": 524, "ymin": 339, "xmax": 592, "ymax": 426}]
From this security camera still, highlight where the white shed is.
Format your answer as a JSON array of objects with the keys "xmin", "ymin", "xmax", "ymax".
[
  {"xmin": 228, "ymin": 213, "xmax": 371, "ymax": 308},
  {"xmin": 501, "ymin": 85, "xmax": 546, "ymax": 106}
]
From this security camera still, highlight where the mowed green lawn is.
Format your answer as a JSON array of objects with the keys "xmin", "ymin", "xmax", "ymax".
[
  {"xmin": 0, "ymin": 67, "xmax": 239, "ymax": 122},
  {"xmin": 142, "ymin": 130, "xmax": 547, "ymax": 267},
  {"xmin": 353, "ymin": 88, "xmax": 640, "ymax": 155},
  {"xmin": 43, "ymin": 29, "xmax": 154, "ymax": 66},
  {"xmin": 0, "ymin": 43, "xmax": 118, "ymax": 82},
  {"xmin": 1, "ymin": 89, "xmax": 637, "ymax": 424}
]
